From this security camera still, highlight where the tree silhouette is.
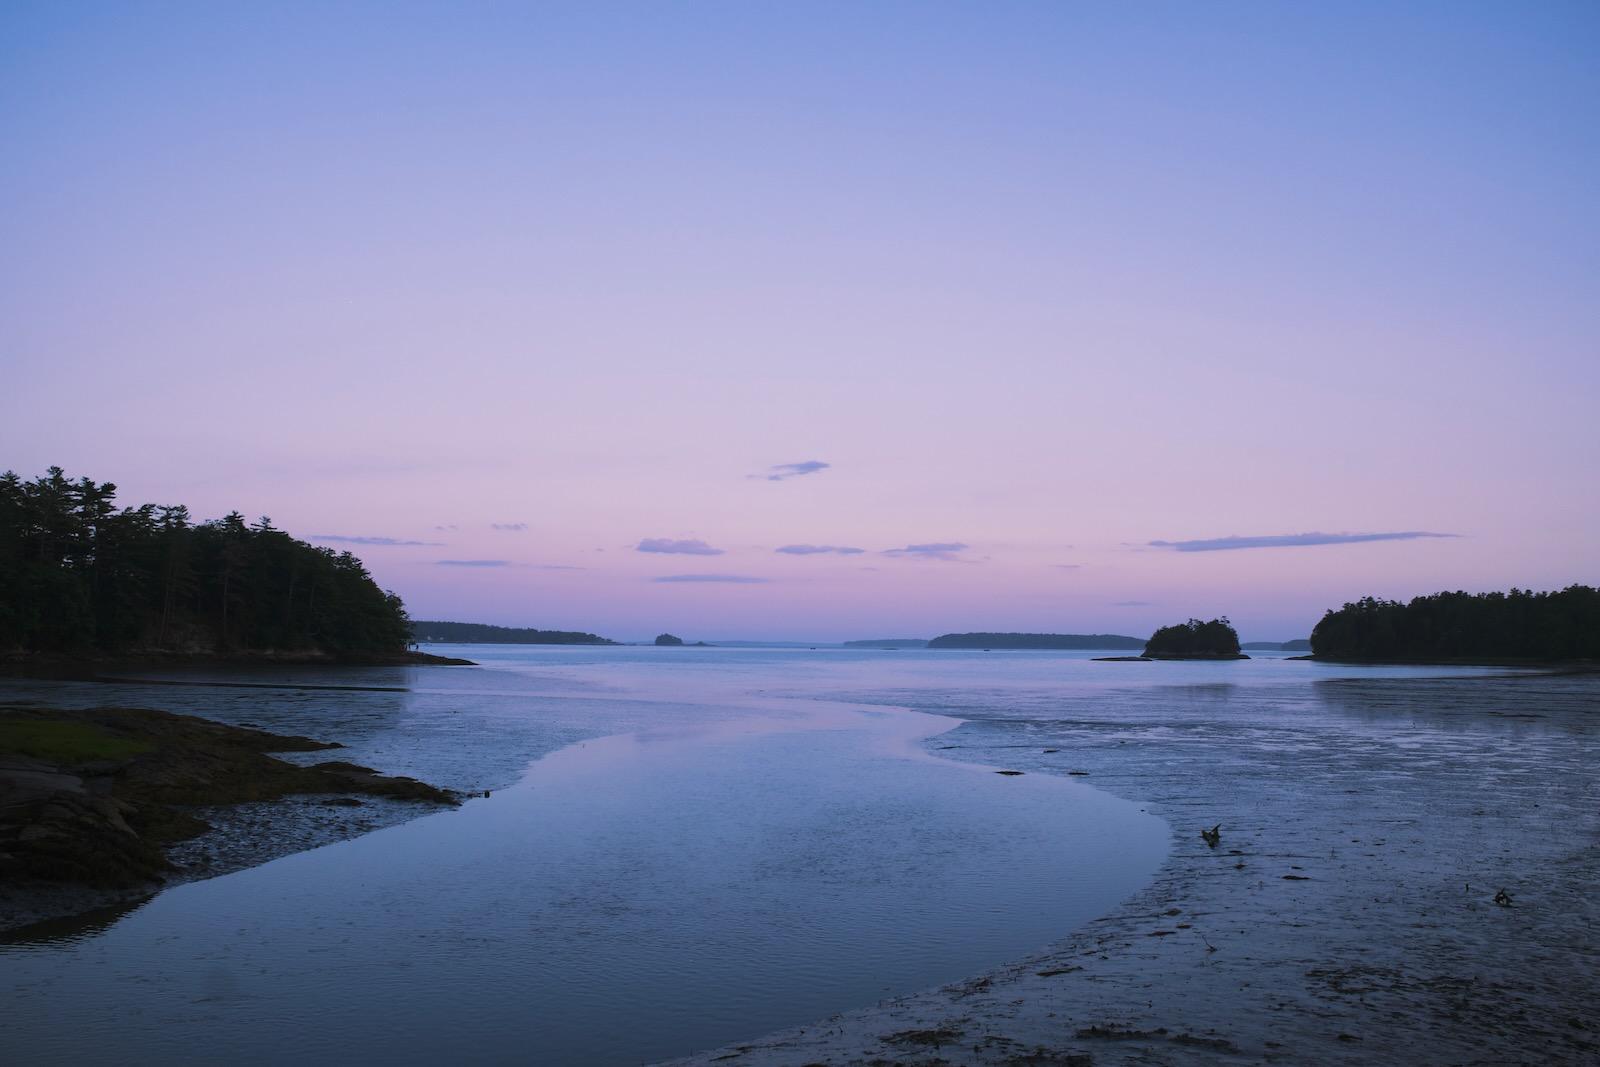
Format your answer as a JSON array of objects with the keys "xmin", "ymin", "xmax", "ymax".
[
  {"xmin": 1144, "ymin": 617, "xmax": 1242, "ymax": 658},
  {"xmin": 1310, "ymin": 587, "xmax": 1599, "ymax": 661},
  {"xmin": 0, "ymin": 467, "xmax": 411, "ymax": 657}
]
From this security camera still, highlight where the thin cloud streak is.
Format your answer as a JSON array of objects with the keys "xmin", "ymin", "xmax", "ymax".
[
  {"xmin": 775, "ymin": 544, "xmax": 865, "ymax": 555},
  {"xmin": 882, "ymin": 542, "xmax": 970, "ymax": 562},
  {"xmin": 1149, "ymin": 531, "xmax": 1460, "ymax": 552},
  {"xmin": 491, "ymin": 522, "xmax": 528, "ymax": 531},
  {"xmin": 314, "ymin": 535, "xmax": 443, "ymax": 546},
  {"xmin": 651, "ymin": 574, "xmax": 769, "ymax": 583},
  {"xmin": 435, "ymin": 559, "xmax": 511, "ymax": 567},
  {"xmin": 757, "ymin": 460, "xmax": 830, "ymax": 482},
  {"xmin": 637, "ymin": 538, "xmax": 724, "ymax": 556}
]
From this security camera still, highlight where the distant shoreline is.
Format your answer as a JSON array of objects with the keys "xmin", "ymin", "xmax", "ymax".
[{"xmin": 1291, "ymin": 654, "xmax": 1597, "ymax": 670}]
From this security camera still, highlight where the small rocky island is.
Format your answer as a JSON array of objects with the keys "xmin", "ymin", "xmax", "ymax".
[
  {"xmin": 655, "ymin": 633, "xmax": 685, "ymax": 647},
  {"xmin": 1097, "ymin": 618, "xmax": 1249, "ymax": 661},
  {"xmin": 1144, "ymin": 617, "xmax": 1248, "ymax": 659}
]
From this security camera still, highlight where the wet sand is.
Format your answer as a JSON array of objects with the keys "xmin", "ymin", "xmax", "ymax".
[{"xmin": 668, "ymin": 671, "xmax": 1599, "ymax": 1065}]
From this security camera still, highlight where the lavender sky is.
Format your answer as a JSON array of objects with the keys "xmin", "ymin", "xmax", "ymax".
[{"xmin": 3, "ymin": 2, "xmax": 1596, "ymax": 641}]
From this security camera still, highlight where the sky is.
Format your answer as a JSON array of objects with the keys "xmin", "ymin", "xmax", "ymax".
[{"xmin": 3, "ymin": 2, "xmax": 1596, "ymax": 642}]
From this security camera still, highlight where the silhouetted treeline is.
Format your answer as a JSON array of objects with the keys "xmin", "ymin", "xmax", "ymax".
[
  {"xmin": 1144, "ymin": 618, "xmax": 1242, "ymax": 657},
  {"xmin": 1310, "ymin": 587, "xmax": 1600, "ymax": 661},
  {"xmin": 928, "ymin": 632, "xmax": 1144, "ymax": 650},
  {"xmin": 411, "ymin": 621, "xmax": 615, "ymax": 645},
  {"xmin": 0, "ymin": 468, "xmax": 411, "ymax": 657}
]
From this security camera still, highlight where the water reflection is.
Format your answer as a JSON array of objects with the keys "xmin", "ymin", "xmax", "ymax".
[
  {"xmin": 0, "ymin": 698, "xmax": 1165, "ymax": 1066},
  {"xmin": 0, "ymin": 895, "xmax": 153, "ymax": 947}
]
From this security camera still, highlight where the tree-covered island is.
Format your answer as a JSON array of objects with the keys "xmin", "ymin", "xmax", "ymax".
[{"xmin": 1142, "ymin": 618, "xmax": 1247, "ymax": 659}]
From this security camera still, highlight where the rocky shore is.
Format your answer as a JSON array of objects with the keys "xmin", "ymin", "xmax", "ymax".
[{"xmin": 0, "ymin": 704, "xmax": 456, "ymax": 932}]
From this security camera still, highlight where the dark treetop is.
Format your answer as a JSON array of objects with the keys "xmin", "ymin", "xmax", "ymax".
[
  {"xmin": 928, "ymin": 632, "xmax": 1145, "ymax": 650},
  {"xmin": 1143, "ymin": 618, "xmax": 1244, "ymax": 659},
  {"xmin": 0, "ymin": 467, "xmax": 411, "ymax": 658},
  {"xmin": 1309, "ymin": 586, "xmax": 1600, "ymax": 662},
  {"xmin": 411, "ymin": 621, "xmax": 615, "ymax": 645}
]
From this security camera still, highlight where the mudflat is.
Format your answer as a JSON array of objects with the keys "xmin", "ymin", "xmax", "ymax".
[{"xmin": 669, "ymin": 670, "xmax": 1599, "ymax": 1066}]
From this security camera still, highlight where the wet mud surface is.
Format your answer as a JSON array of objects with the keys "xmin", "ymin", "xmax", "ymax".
[{"xmin": 671, "ymin": 671, "xmax": 1599, "ymax": 1065}]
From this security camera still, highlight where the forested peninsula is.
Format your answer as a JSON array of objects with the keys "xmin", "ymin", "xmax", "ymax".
[
  {"xmin": 0, "ymin": 467, "xmax": 433, "ymax": 663},
  {"xmin": 411, "ymin": 621, "xmax": 615, "ymax": 645},
  {"xmin": 928, "ymin": 632, "xmax": 1144, "ymax": 650},
  {"xmin": 1309, "ymin": 586, "xmax": 1599, "ymax": 663}
]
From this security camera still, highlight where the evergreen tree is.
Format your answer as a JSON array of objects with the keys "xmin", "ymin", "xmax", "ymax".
[
  {"xmin": 1310, "ymin": 587, "xmax": 1600, "ymax": 661},
  {"xmin": 0, "ymin": 467, "xmax": 411, "ymax": 657}
]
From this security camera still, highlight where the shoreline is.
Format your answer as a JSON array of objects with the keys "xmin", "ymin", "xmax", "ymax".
[
  {"xmin": 667, "ymin": 670, "xmax": 1599, "ymax": 1065},
  {"xmin": 1289, "ymin": 654, "xmax": 1598, "ymax": 670},
  {"xmin": 1, "ymin": 649, "xmax": 475, "ymax": 677}
]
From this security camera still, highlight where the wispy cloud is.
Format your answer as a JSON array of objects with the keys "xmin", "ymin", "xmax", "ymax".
[
  {"xmin": 491, "ymin": 522, "xmax": 528, "ymax": 531},
  {"xmin": 314, "ymin": 534, "xmax": 444, "ymax": 546},
  {"xmin": 775, "ymin": 544, "xmax": 865, "ymax": 555},
  {"xmin": 883, "ymin": 542, "xmax": 970, "ymax": 562},
  {"xmin": 1112, "ymin": 600, "xmax": 1155, "ymax": 607},
  {"xmin": 1149, "ymin": 531, "xmax": 1460, "ymax": 553},
  {"xmin": 651, "ymin": 574, "xmax": 768, "ymax": 583},
  {"xmin": 435, "ymin": 559, "xmax": 511, "ymax": 567},
  {"xmin": 1053, "ymin": 563, "xmax": 1083, "ymax": 570},
  {"xmin": 756, "ymin": 460, "xmax": 830, "ymax": 482},
  {"xmin": 637, "ymin": 538, "xmax": 724, "ymax": 556},
  {"xmin": 432, "ymin": 525, "xmax": 458, "ymax": 532}
]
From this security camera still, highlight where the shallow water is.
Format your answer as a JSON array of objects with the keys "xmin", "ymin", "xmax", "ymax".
[
  {"xmin": 1, "ymin": 648, "xmax": 1568, "ymax": 1064},
  {"xmin": 0, "ymin": 647, "xmax": 1182, "ymax": 1065}
]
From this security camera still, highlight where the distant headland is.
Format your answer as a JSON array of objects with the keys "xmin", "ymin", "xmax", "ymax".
[
  {"xmin": 928, "ymin": 633, "xmax": 1145, "ymax": 650},
  {"xmin": 412, "ymin": 621, "xmax": 616, "ymax": 645}
]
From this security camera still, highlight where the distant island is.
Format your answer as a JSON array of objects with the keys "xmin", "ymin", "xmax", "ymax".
[
  {"xmin": 655, "ymin": 633, "xmax": 685, "ymax": 647},
  {"xmin": 842, "ymin": 639, "xmax": 929, "ymax": 649},
  {"xmin": 0, "ymin": 467, "xmax": 442, "ymax": 665},
  {"xmin": 1240, "ymin": 639, "xmax": 1312, "ymax": 651},
  {"xmin": 412, "ymin": 621, "xmax": 615, "ymax": 645},
  {"xmin": 1142, "ymin": 618, "xmax": 1247, "ymax": 660},
  {"xmin": 1310, "ymin": 586, "xmax": 1599, "ymax": 663},
  {"xmin": 928, "ymin": 632, "xmax": 1145, "ymax": 650}
]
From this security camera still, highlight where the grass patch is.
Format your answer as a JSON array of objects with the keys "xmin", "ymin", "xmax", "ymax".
[{"xmin": 0, "ymin": 720, "xmax": 153, "ymax": 764}]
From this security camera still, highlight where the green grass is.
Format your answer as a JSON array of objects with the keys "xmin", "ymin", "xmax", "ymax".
[{"xmin": 0, "ymin": 720, "xmax": 153, "ymax": 764}]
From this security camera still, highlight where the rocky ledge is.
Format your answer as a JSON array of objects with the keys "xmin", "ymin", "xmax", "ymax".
[{"xmin": 0, "ymin": 705, "xmax": 456, "ymax": 930}]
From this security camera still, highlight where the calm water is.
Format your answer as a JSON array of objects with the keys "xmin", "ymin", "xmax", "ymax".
[{"xmin": 0, "ymin": 647, "xmax": 1535, "ymax": 1065}]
